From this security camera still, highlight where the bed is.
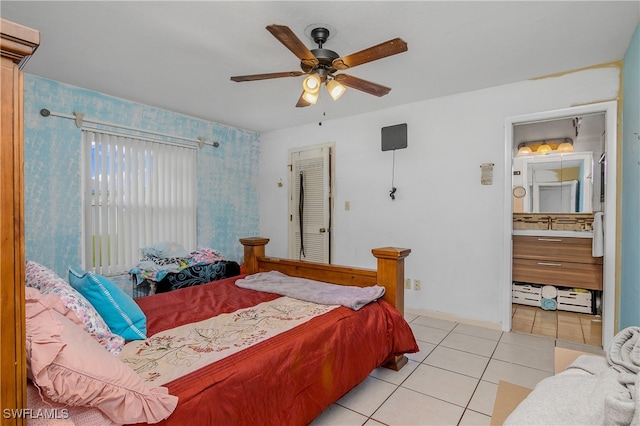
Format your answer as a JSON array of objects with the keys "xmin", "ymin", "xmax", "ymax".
[{"xmin": 25, "ymin": 237, "xmax": 418, "ymax": 425}]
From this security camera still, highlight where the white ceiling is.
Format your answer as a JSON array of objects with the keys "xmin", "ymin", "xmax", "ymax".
[{"xmin": 2, "ymin": 1, "xmax": 638, "ymax": 133}]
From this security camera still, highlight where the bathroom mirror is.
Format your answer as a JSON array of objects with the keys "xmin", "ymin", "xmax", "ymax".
[{"xmin": 513, "ymin": 152, "xmax": 593, "ymax": 213}]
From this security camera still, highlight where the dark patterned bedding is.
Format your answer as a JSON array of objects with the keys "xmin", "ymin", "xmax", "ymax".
[
  {"xmin": 129, "ymin": 246, "xmax": 241, "ymax": 296},
  {"xmin": 153, "ymin": 260, "xmax": 241, "ymax": 293}
]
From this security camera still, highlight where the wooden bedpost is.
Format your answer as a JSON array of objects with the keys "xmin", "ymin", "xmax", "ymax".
[
  {"xmin": 371, "ymin": 247, "xmax": 411, "ymax": 315},
  {"xmin": 372, "ymin": 246, "xmax": 411, "ymax": 371},
  {"xmin": 239, "ymin": 237, "xmax": 270, "ymax": 274}
]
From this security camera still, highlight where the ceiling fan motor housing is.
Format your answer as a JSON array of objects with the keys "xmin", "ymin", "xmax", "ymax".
[{"xmin": 301, "ymin": 28, "xmax": 340, "ymax": 75}]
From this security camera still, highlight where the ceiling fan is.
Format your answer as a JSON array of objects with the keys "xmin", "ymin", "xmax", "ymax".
[{"xmin": 230, "ymin": 24, "xmax": 408, "ymax": 107}]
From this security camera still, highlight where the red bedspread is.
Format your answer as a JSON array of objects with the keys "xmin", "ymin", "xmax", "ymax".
[{"xmin": 132, "ymin": 274, "xmax": 418, "ymax": 425}]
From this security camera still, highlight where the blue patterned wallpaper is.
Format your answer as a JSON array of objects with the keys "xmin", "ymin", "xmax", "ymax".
[{"xmin": 23, "ymin": 75, "xmax": 260, "ymax": 278}]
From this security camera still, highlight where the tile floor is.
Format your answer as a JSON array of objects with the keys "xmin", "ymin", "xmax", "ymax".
[
  {"xmin": 511, "ymin": 303, "xmax": 602, "ymax": 346},
  {"xmin": 311, "ymin": 312, "xmax": 605, "ymax": 426}
]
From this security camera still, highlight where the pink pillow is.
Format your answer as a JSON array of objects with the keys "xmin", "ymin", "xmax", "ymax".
[
  {"xmin": 26, "ymin": 289, "xmax": 178, "ymax": 424},
  {"xmin": 26, "ymin": 287, "xmax": 84, "ymax": 327},
  {"xmin": 27, "ymin": 381, "xmax": 118, "ymax": 426},
  {"xmin": 25, "ymin": 261, "xmax": 125, "ymax": 355}
]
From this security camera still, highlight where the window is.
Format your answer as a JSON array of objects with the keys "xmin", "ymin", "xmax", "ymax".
[{"xmin": 82, "ymin": 130, "xmax": 197, "ymax": 275}]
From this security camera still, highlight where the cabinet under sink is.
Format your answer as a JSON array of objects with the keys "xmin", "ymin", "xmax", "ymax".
[{"xmin": 512, "ymin": 234, "xmax": 602, "ymax": 291}]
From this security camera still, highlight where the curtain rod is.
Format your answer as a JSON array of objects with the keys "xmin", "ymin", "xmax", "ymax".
[{"xmin": 39, "ymin": 109, "xmax": 220, "ymax": 148}]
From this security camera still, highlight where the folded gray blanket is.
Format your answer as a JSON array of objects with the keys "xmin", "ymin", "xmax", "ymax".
[
  {"xmin": 235, "ymin": 271, "xmax": 385, "ymax": 310},
  {"xmin": 505, "ymin": 326, "xmax": 640, "ymax": 426}
]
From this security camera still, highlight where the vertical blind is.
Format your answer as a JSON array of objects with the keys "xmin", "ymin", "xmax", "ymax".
[{"xmin": 82, "ymin": 130, "xmax": 197, "ymax": 275}]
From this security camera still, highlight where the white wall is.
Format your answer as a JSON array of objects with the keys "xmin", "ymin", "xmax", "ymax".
[{"xmin": 260, "ymin": 66, "xmax": 620, "ymax": 327}]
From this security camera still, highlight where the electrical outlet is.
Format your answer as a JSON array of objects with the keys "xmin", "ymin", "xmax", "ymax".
[
  {"xmin": 414, "ymin": 279, "xmax": 422, "ymax": 291},
  {"xmin": 404, "ymin": 278, "xmax": 411, "ymax": 289}
]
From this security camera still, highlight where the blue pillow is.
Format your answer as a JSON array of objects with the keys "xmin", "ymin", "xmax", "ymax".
[{"xmin": 68, "ymin": 268, "xmax": 147, "ymax": 341}]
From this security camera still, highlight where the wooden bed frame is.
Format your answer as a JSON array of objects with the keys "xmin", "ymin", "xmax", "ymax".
[{"xmin": 240, "ymin": 237, "xmax": 411, "ymax": 370}]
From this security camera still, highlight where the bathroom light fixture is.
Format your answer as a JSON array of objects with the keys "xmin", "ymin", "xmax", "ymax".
[
  {"xmin": 516, "ymin": 138, "xmax": 574, "ymax": 156},
  {"xmin": 557, "ymin": 141, "xmax": 574, "ymax": 153},
  {"xmin": 537, "ymin": 143, "xmax": 552, "ymax": 155},
  {"xmin": 517, "ymin": 146, "xmax": 533, "ymax": 156}
]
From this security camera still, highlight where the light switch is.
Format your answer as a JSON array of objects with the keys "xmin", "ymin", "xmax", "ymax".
[{"xmin": 345, "ymin": 201, "xmax": 351, "ymax": 211}]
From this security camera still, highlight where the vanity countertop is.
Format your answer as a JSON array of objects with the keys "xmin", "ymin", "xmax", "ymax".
[{"xmin": 513, "ymin": 229, "xmax": 594, "ymax": 238}]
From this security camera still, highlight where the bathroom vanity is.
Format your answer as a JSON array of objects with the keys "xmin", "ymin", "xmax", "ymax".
[
  {"xmin": 512, "ymin": 230, "xmax": 602, "ymax": 291},
  {"xmin": 512, "ymin": 226, "xmax": 602, "ymax": 313}
]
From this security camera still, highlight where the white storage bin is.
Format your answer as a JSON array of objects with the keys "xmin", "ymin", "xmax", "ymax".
[
  {"xmin": 557, "ymin": 289, "xmax": 592, "ymax": 313},
  {"xmin": 512, "ymin": 283, "xmax": 542, "ymax": 307}
]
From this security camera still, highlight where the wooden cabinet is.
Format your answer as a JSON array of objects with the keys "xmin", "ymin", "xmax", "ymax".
[
  {"xmin": 1, "ymin": 19, "xmax": 39, "ymax": 425},
  {"xmin": 512, "ymin": 235, "xmax": 603, "ymax": 290}
]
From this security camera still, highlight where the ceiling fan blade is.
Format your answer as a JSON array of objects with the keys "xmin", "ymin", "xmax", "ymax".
[
  {"xmin": 334, "ymin": 74, "xmax": 391, "ymax": 97},
  {"xmin": 295, "ymin": 91, "xmax": 311, "ymax": 108},
  {"xmin": 230, "ymin": 71, "xmax": 305, "ymax": 82},
  {"xmin": 266, "ymin": 24, "xmax": 319, "ymax": 68},
  {"xmin": 333, "ymin": 38, "xmax": 407, "ymax": 70}
]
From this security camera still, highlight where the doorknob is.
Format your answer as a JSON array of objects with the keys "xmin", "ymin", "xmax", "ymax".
[{"xmin": 319, "ymin": 228, "xmax": 326, "ymax": 233}]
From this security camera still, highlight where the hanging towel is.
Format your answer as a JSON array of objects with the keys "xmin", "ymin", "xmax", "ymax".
[
  {"xmin": 592, "ymin": 212, "xmax": 604, "ymax": 257},
  {"xmin": 541, "ymin": 285, "xmax": 557, "ymax": 299},
  {"xmin": 541, "ymin": 298, "xmax": 557, "ymax": 311}
]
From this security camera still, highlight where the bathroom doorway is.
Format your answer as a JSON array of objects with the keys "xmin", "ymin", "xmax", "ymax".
[{"xmin": 503, "ymin": 101, "xmax": 618, "ymax": 350}]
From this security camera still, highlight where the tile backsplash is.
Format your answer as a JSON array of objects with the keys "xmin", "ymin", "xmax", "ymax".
[{"xmin": 513, "ymin": 213, "xmax": 596, "ymax": 232}]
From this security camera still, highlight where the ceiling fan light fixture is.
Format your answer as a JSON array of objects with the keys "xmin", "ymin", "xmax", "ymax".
[
  {"xmin": 326, "ymin": 79, "xmax": 346, "ymax": 100},
  {"xmin": 302, "ymin": 90, "xmax": 319, "ymax": 104},
  {"xmin": 302, "ymin": 74, "xmax": 321, "ymax": 93}
]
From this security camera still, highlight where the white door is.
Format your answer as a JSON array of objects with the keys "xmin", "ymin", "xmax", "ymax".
[{"xmin": 288, "ymin": 144, "xmax": 333, "ymax": 263}]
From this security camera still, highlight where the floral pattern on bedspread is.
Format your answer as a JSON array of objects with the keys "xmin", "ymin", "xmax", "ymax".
[{"xmin": 118, "ymin": 297, "xmax": 337, "ymax": 385}]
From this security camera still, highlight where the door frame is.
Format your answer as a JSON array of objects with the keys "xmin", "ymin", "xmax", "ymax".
[{"xmin": 502, "ymin": 101, "xmax": 618, "ymax": 350}]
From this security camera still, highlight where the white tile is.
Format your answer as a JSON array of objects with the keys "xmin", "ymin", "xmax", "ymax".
[
  {"xmin": 499, "ymin": 331, "xmax": 555, "ymax": 350},
  {"xmin": 467, "ymin": 380, "xmax": 498, "ymax": 416},
  {"xmin": 439, "ymin": 332, "xmax": 499, "ymax": 357},
  {"xmin": 372, "ymin": 387, "xmax": 464, "ymax": 426},
  {"xmin": 370, "ymin": 359, "xmax": 419, "ymax": 385},
  {"xmin": 493, "ymin": 341, "xmax": 554, "ymax": 372},
  {"xmin": 555, "ymin": 339, "xmax": 605, "ymax": 355},
  {"xmin": 402, "ymin": 364, "xmax": 479, "ymax": 407},
  {"xmin": 454, "ymin": 323, "xmax": 503, "ymax": 341},
  {"xmin": 363, "ymin": 419, "xmax": 386, "ymax": 426},
  {"xmin": 409, "ymin": 323, "xmax": 450, "ymax": 345},
  {"xmin": 336, "ymin": 376, "xmax": 397, "ymax": 417},
  {"xmin": 424, "ymin": 346, "xmax": 490, "ymax": 378},
  {"xmin": 482, "ymin": 359, "xmax": 552, "ymax": 388},
  {"xmin": 310, "ymin": 404, "xmax": 368, "ymax": 426},
  {"xmin": 404, "ymin": 312, "xmax": 419, "ymax": 323},
  {"xmin": 411, "ymin": 315, "xmax": 457, "ymax": 331},
  {"xmin": 406, "ymin": 342, "xmax": 436, "ymax": 363},
  {"xmin": 459, "ymin": 409, "xmax": 492, "ymax": 426}
]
